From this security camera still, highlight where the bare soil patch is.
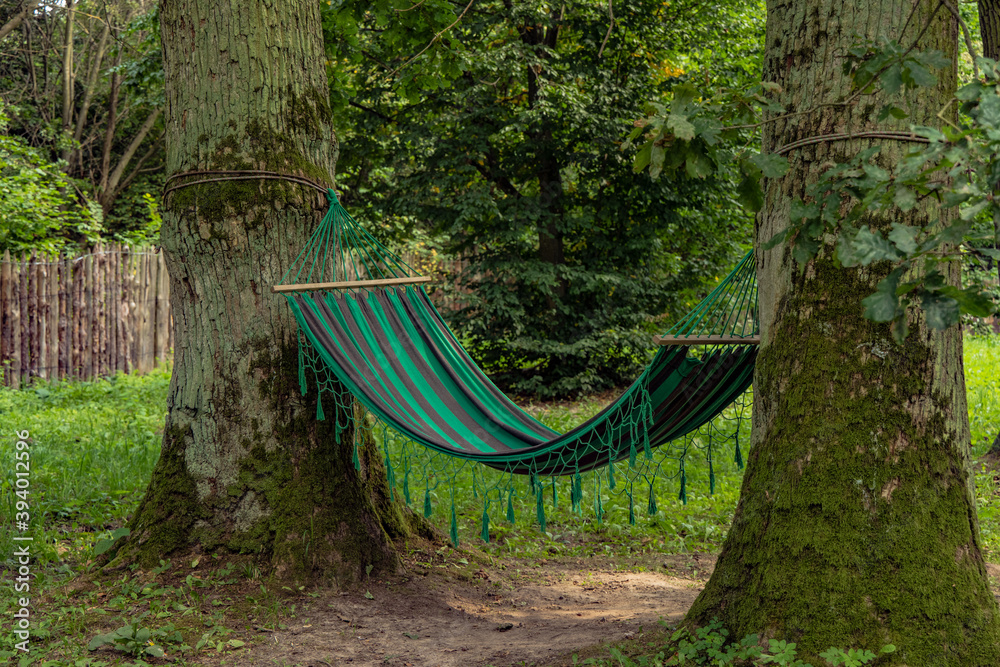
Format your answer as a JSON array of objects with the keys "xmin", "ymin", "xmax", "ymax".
[
  {"xmin": 77, "ymin": 545, "xmax": 1000, "ymax": 667},
  {"xmin": 244, "ymin": 550, "xmax": 713, "ymax": 667},
  {"xmin": 92, "ymin": 543, "xmax": 712, "ymax": 667}
]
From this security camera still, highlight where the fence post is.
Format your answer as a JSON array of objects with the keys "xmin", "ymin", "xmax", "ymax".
[
  {"xmin": 58, "ymin": 255, "xmax": 68, "ymax": 380},
  {"xmin": 1, "ymin": 251, "xmax": 11, "ymax": 387}
]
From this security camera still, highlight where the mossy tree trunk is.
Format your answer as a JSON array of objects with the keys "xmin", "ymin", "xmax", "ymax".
[
  {"xmin": 685, "ymin": 0, "xmax": 1000, "ymax": 662},
  {"xmin": 123, "ymin": 0, "xmax": 411, "ymax": 584}
]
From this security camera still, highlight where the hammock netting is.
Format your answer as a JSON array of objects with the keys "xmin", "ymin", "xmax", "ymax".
[{"xmin": 278, "ymin": 190, "xmax": 758, "ymax": 545}]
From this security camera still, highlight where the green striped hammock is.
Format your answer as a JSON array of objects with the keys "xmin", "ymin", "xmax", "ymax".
[{"xmin": 276, "ymin": 191, "xmax": 758, "ymax": 484}]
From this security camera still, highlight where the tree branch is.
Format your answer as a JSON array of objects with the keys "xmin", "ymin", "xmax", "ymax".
[
  {"xmin": 115, "ymin": 133, "xmax": 164, "ymax": 198},
  {"xmin": 0, "ymin": 0, "xmax": 40, "ymax": 43},
  {"xmin": 101, "ymin": 107, "xmax": 161, "ymax": 213},
  {"xmin": 597, "ymin": 0, "xmax": 614, "ymax": 58},
  {"xmin": 349, "ymin": 100, "xmax": 395, "ymax": 123},
  {"xmin": 69, "ymin": 21, "xmax": 111, "ymax": 167},
  {"xmin": 389, "ymin": 0, "xmax": 475, "ymax": 77},
  {"xmin": 60, "ymin": 0, "xmax": 76, "ymax": 139}
]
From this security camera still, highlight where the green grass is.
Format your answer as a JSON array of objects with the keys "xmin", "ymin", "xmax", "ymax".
[
  {"xmin": 966, "ymin": 334, "xmax": 1000, "ymax": 456},
  {"xmin": 0, "ymin": 366, "xmax": 170, "ymax": 567},
  {"xmin": 1, "ymin": 335, "xmax": 1000, "ymax": 665}
]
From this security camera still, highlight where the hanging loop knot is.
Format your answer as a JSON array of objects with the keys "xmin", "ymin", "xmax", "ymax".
[{"xmin": 327, "ymin": 188, "xmax": 339, "ymax": 205}]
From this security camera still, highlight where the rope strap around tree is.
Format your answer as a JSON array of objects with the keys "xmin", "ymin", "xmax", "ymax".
[
  {"xmin": 774, "ymin": 130, "xmax": 931, "ymax": 156},
  {"xmin": 162, "ymin": 169, "xmax": 333, "ymax": 200}
]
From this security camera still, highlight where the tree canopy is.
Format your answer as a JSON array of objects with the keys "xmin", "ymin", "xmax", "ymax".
[
  {"xmin": 322, "ymin": 0, "xmax": 765, "ymax": 396},
  {"xmin": 0, "ymin": 0, "xmax": 164, "ymax": 251}
]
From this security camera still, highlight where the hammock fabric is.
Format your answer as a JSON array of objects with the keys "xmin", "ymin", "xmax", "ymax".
[{"xmin": 278, "ymin": 190, "xmax": 758, "ymax": 481}]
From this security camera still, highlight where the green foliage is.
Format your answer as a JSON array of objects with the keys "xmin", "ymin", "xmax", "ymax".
[
  {"xmin": 760, "ymin": 48, "xmax": 1000, "ymax": 341},
  {"xmin": 87, "ymin": 616, "xmax": 182, "ymax": 658},
  {"xmin": 624, "ymin": 80, "xmax": 786, "ymax": 213},
  {"xmin": 326, "ymin": 0, "xmax": 764, "ymax": 396},
  {"xmin": 0, "ymin": 104, "xmax": 100, "ymax": 253},
  {"xmin": 94, "ymin": 526, "xmax": 131, "ymax": 556},
  {"xmin": 0, "ymin": 1, "xmax": 165, "ymax": 250},
  {"xmin": 577, "ymin": 618, "xmax": 895, "ymax": 666},
  {"xmin": 628, "ymin": 23, "xmax": 1000, "ymax": 341}
]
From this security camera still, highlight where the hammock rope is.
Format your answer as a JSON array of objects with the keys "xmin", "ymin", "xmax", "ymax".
[{"xmin": 276, "ymin": 189, "xmax": 758, "ymax": 545}]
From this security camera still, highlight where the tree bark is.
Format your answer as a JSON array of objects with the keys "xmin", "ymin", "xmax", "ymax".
[
  {"xmin": 124, "ymin": 0, "xmax": 413, "ymax": 584},
  {"xmin": 981, "ymin": 0, "xmax": 1000, "ymax": 61},
  {"xmin": 685, "ymin": 0, "xmax": 1000, "ymax": 662}
]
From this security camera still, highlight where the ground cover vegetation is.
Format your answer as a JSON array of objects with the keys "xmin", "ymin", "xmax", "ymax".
[{"xmin": 1, "ymin": 335, "xmax": 1000, "ymax": 664}]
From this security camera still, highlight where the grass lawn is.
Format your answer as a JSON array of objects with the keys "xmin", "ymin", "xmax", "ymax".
[{"xmin": 0, "ymin": 334, "xmax": 998, "ymax": 665}]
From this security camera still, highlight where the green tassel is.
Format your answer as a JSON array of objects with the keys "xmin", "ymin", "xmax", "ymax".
[
  {"xmin": 573, "ymin": 471, "xmax": 582, "ymax": 513},
  {"xmin": 316, "ymin": 392, "xmax": 325, "ymax": 421},
  {"xmin": 506, "ymin": 490, "xmax": 515, "ymax": 523},
  {"xmin": 529, "ymin": 472, "xmax": 537, "ymax": 495},
  {"xmin": 595, "ymin": 475, "xmax": 603, "ymax": 523},
  {"xmin": 403, "ymin": 467, "xmax": 411, "ymax": 504},
  {"xmin": 472, "ymin": 469, "xmax": 479, "ymax": 500},
  {"xmin": 385, "ymin": 455, "xmax": 395, "ymax": 502},
  {"xmin": 481, "ymin": 508, "xmax": 490, "ymax": 543},
  {"xmin": 551, "ymin": 478, "xmax": 558, "ymax": 510},
  {"xmin": 678, "ymin": 468, "xmax": 687, "ymax": 505},
  {"xmin": 628, "ymin": 492, "xmax": 636, "ymax": 526},
  {"xmin": 709, "ymin": 459, "xmax": 715, "ymax": 495},
  {"xmin": 298, "ymin": 339, "xmax": 308, "ymax": 395},
  {"xmin": 608, "ymin": 463, "xmax": 616, "ymax": 490},
  {"xmin": 647, "ymin": 486, "xmax": 658, "ymax": 516},
  {"xmin": 734, "ymin": 441, "xmax": 744, "ymax": 470},
  {"xmin": 423, "ymin": 489, "xmax": 432, "ymax": 518},
  {"xmin": 536, "ymin": 487, "xmax": 547, "ymax": 533},
  {"xmin": 450, "ymin": 501, "xmax": 459, "ymax": 548}
]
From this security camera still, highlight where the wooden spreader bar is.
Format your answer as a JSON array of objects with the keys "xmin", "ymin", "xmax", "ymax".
[
  {"xmin": 654, "ymin": 334, "xmax": 760, "ymax": 346},
  {"xmin": 272, "ymin": 276, "xmax": 433, "ymax": 294}
]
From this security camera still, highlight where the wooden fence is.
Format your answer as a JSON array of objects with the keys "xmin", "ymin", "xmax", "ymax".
[{"xmin": 0, "ymin": 246, "xmax": 172, "ymax": 388}]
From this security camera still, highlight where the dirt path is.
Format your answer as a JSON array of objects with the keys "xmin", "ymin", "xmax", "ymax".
[{"xmin": 244, "ymin": 551, "xmax": 715, "ymax": 667}]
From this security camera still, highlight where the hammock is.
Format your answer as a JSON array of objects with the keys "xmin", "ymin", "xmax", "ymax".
[{"xmin": 276, "ymin": 190, "xmax": 758, "ymax": 481}]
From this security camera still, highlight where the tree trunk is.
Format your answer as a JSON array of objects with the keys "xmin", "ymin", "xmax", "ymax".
[
  {"xmin": 124, "ymin": 0, "xmax": 413, "ymax": 584},
  {"xmin": 97, "ymin": 48, "xmax": 121, "ymax": 197},
  {"xmin": 521, "ymin": 12, "xmax": 567, "ymax": 300},
  {"xmin": 685, "ymin": 0, "xmax": 1000, "ymax": 662},
  {"xmin": 981, "ymin": 0, "xmax": 1000, "ymax": 61},
  {"xmin": 59, "ymin": 0, "xmax": 74, "ymax": 143},
  {"xmin": 978, "ymin": 0, "xmax": 1000, "ymax": 451}
]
